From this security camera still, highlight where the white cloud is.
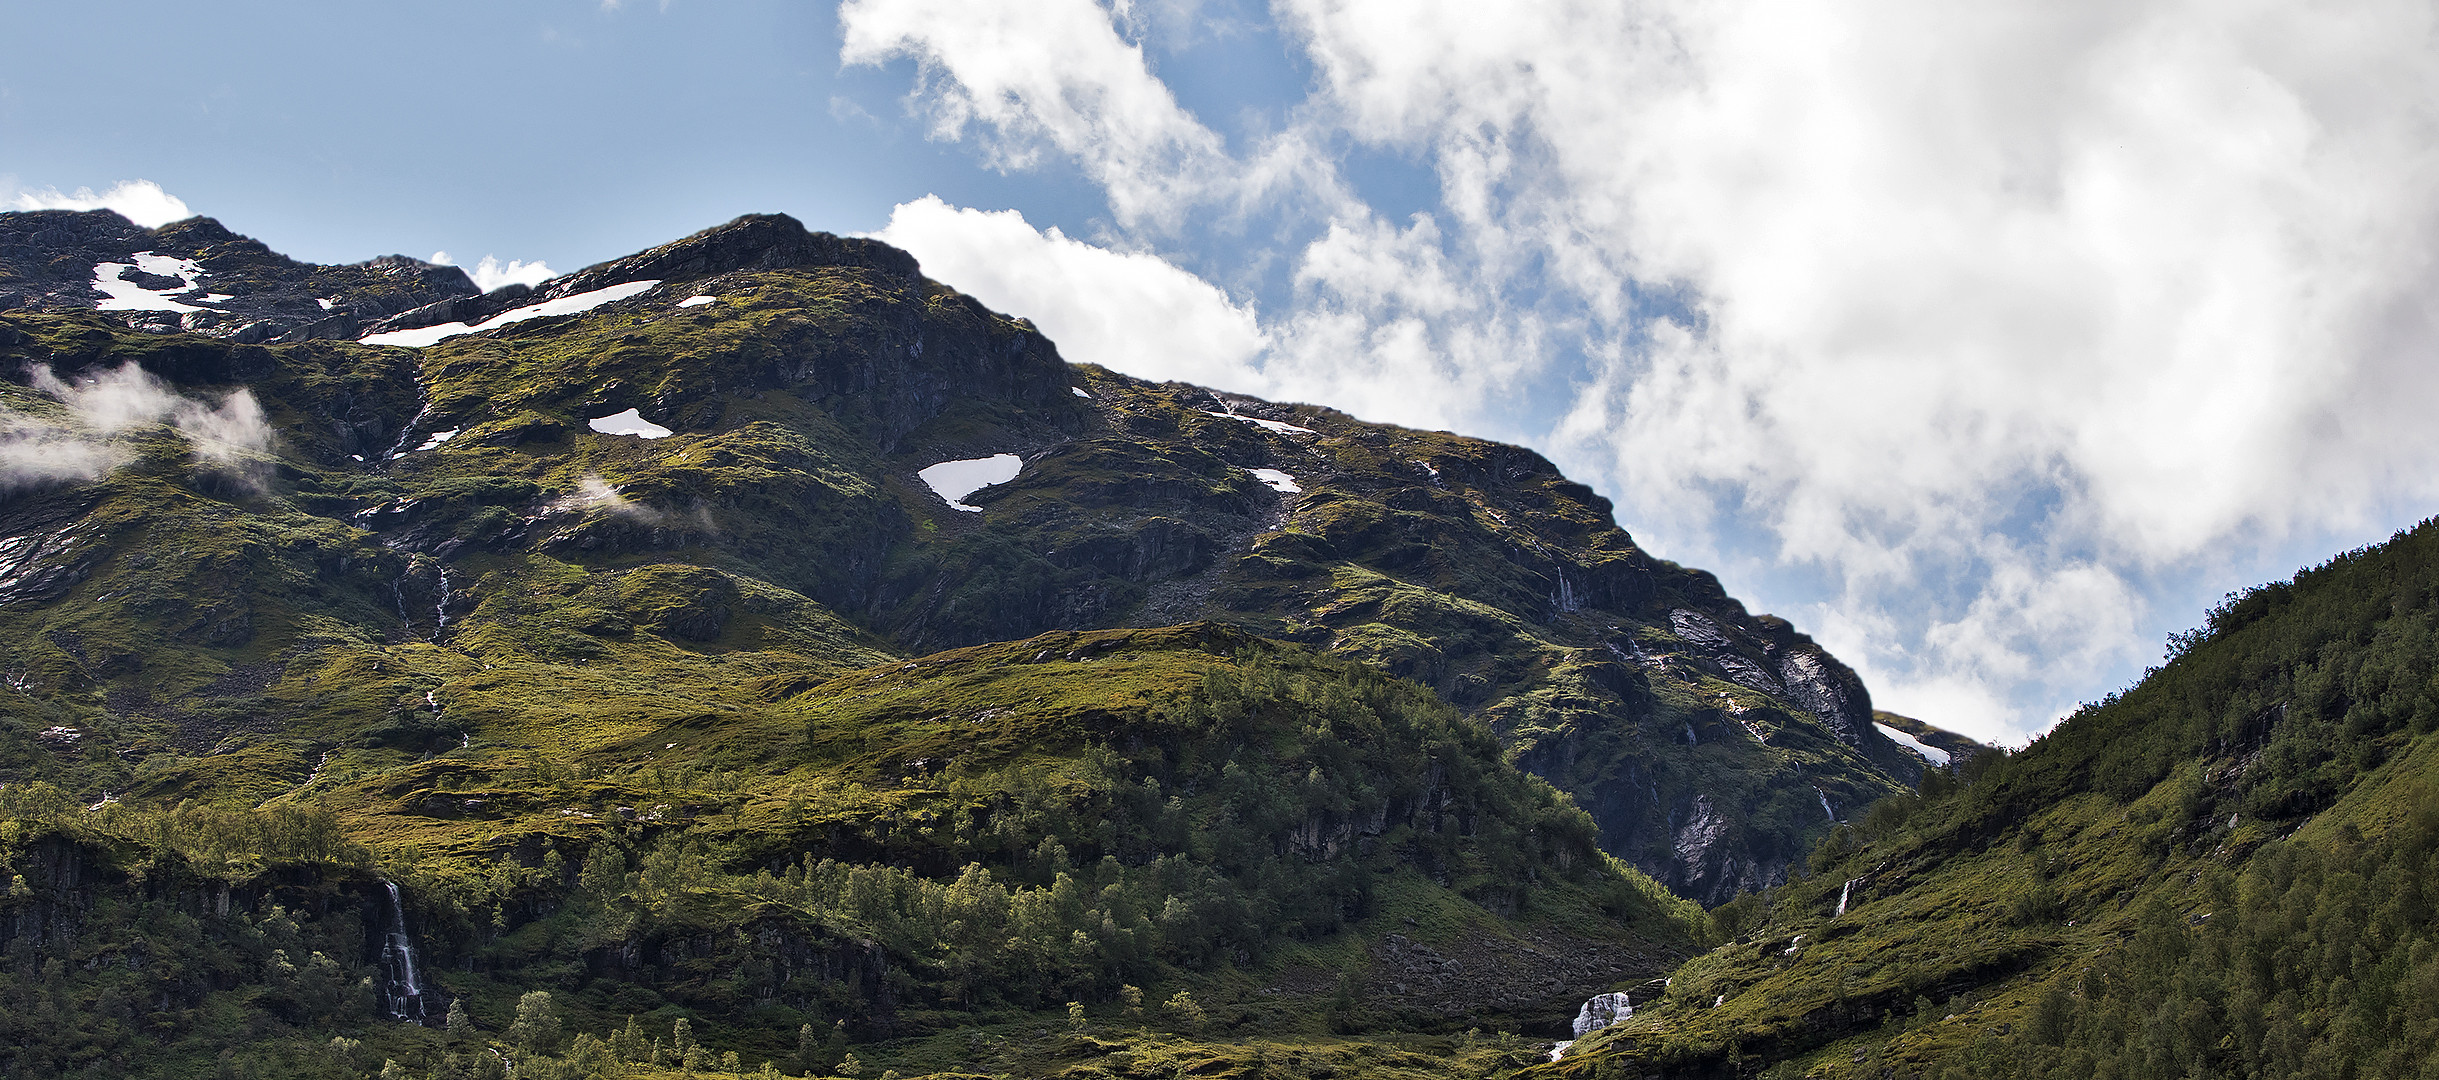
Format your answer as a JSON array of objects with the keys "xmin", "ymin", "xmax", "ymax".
[
  {"xmin": 7, "ymin": 179, "xmax": 192, "ymax": 228},
  {"xmin": 428, "ymin": 251, "xmax": 557, "ymax": 292},
  {"xmin": 847, "ymin": 0, "xmax": 2439, "ymax": 742},
  {"xmin": 841, "ymin": 0, "xmax": 1235, "ymax": 228},
  {"xmin": 873, "ymin": 196, "xmax": 1267, "ymax": 391}
]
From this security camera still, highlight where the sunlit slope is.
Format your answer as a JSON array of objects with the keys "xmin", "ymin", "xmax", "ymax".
[
  {"xmin": 1550, "ymin": 517, "xmax": 2439, "ymax": 1079},
  {"xmin": 0, "ymin": 625, "xmax": 1698, "ymax": 1077},
  {"xmin": 0, "ymin": 209, "xmax": 1949, "ymax": 901}
]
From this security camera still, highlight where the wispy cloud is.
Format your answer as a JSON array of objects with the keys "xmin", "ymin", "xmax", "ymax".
[{"xmin": 2, "ymin": 364, "xmax": 278, "ymax": 491}]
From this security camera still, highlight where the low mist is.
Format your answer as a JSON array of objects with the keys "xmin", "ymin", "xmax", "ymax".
[{"xmin": 0, "ymin": 362, "xmax": 278, "ymax": 492}]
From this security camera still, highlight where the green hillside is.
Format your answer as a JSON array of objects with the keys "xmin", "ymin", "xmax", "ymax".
[
  {"xmin": 0, "ymin": 210, "xmax": 1944, "ymax": 909},
  {"xmin": 0, "ymin": 624, "xmax": 1699, "ymax": 1078},
  {"xmin": 1550, "ymin": 518, "xmax": 2439, "ymax": 1079}
]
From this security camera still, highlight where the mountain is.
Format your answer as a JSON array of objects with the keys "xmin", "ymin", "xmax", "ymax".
[
  {"xmin": 0, "ymin": 208, "xmax": 1965, "ymax": 1077},
  {"xmin": 0, "ymin": 209, "xmax": 1959, "ymax": 902},
  {"xmin": 1549, "ymin": 518, "xmax": 2439, "ymax": 1078}
]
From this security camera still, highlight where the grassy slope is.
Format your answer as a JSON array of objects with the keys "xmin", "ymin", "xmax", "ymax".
[{"xmin": 1547, "ymin": 517, "xmax": 2439, "ymax": 1079}]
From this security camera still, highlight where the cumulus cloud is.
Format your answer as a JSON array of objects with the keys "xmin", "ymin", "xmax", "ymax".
[
  {"xmin": 6, "ymin": 179, "xmax": 193, "ymax": 229},
  {"xmin": 872, "ymin": 196, "xmax": 1267, "ymax": 390},
  {"xmin": 842, "ymin": 0, "xmax": 1238, "ymax": 228},
  {"xmin": 428, "ymin": 252, "xmax": 558, "ymax": 292},
  {"xmin": 844, "ymin": 0, "xmax": 2439, "ymax": 741}
]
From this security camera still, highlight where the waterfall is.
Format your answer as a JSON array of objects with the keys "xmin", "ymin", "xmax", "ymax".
[
  {"xmin": 1836, "ymin": 878, "xmax": 1857, "ymax": 917},
  {"xmin": 1816, "ymin": 788, "xmax": 1837, "ymax": 821},
  {"xmin": 1571, "ymin": 991, "xmax": 1633, "ymax": 1037},
  {"xmin": 1551, "ymin": 991, "xmax": 1635, "ymax": 1062},
  {"xmin": 432, "ymin": 565, "xmax": 452, "ymax": 638},
  {"xmin": 382, "ymin": 403, "xmax": 435, "ymax": 462},
  {"xmin": 377, "ymin": 880, "xmax": 425, "ymax": 1022}
]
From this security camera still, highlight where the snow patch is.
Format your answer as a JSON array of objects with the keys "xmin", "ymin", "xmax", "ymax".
[
  {"xmin": 588, "ymin": 409, "xmax": 673, "ymax": 439},
  {"xmin": 318, "ymin": 297, "xmax": 338, "ymax": 311},
  {"xmin": 130, "ymin": 252, "xmax": 203, "ymax": 282},
  {"xmin": 1200, "ymin": 409, "xmax": 1316, "ymax": 436},
  {"xmin": 677, "ymin": 295, "xmax": 717, "ymax": 308},
  {"xmin": 1874, "ymin": 722, "xmax": 1952, "ymax": 766},
  {"xmin": 1071, "ymin": 386, "xmax": 1092, "ymax": 398},
  {"xmin": 403, "ymin": 429, "xmax": 458, "ymax": 455},
  {"xmin": 360, "ymin": 279, "xmax": 662, "ymax": 347},
  {"xmin": 90, "ymin": 252, "xmax": 219, "ymax": 313},
  {"xmin": 1246, "ymin": 468, "xmax": 1302, "ymax": 493},
  {"xmin": 919, "ymin": 454, "xmax": 1023, "ymax": 512}
]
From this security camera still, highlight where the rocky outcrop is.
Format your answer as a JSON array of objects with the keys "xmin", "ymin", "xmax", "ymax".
[{"xmin": 0, "ymin": 209, "xmax": 478, "ymax": 341}]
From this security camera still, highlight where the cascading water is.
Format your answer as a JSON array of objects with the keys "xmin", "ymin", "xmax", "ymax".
[
  {"xmin": 381, "ymin": 404, "xmax": 435, "ymax": 462},
  {"xmin": 1836, "ymin": 878, "xmax": 1858, "ymax": 917},
  {"xmin": 432, "ymin": 565, "xmax": 452, "ymax": 638},
  {"xmin": 1551, "ymin": 991, "xmax": 1635, "ymax": 1060},
  {"xmin": 377, "ymin": 880, "xmax": 425, "ymax": 1022},
  {"xmin": 1572, "ymin": 991, "xmax": 1633, "ymax": 1036}
]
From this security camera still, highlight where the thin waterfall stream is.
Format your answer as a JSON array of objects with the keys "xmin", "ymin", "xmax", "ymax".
[{"xmin": 377, "ymin": 881, "xmax": 425, "ymax": 1022}]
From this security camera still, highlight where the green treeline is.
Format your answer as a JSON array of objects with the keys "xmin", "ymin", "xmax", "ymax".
[
  {"xmin": 0, "ymin": 641, "xmax": 1690, "ymax": 1078},
  {"xmin": 1972, "ymin": 519, "xmax": 2439, "ymax": 842},
  {"xmin": 1588, "ymin": 517, "xmax": 2439, "ymax": 1078},
  {"xmin": 1933, "ymin": 786, "xmax": 2439, "ymax": 1080},
  {"xmin": 550, "ymin": 652, "xmax": 1684, "ymax": 1015}
]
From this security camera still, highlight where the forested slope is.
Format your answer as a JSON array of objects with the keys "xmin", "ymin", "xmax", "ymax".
[{"xmin": 1552, "ymin": 517, "xmax": 2439, "ymax": 1078}]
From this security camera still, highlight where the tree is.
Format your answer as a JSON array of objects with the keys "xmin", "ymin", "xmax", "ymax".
[
  {"xmin": 446, "ymin": 998, "xmax": 474, "ymax": 1039},
  {"xmin": 580, "ymin": 844, "xmax": 627, "ymax": 898},
  {"xmin": 1164, "ymin": 990, "xmax": 1208, "ymax": 1033},
  {"xmin": 507, "ymin": 990, "xmax": 561, "ymax": 1057}
]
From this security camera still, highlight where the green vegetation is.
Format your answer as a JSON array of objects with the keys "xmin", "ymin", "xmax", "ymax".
[
  {"xmin": 1556, "ymin": 517, "xmax": 2439, "ymax": 1078},
  {"xmin": 0, "ymin": 627, "xmax": 1693, "ymax": 1078},
  {"xmin": 0, "ymin": 212, "xmax": 1973, "ymax": 1078}
]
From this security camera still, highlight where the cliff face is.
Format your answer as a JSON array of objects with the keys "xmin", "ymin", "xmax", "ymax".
[{"xmin": 0, "ymin": 209, "xmax": 1956, "ymax": 916}]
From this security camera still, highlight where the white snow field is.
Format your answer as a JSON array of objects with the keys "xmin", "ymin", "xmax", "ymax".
[
  {"xmin": 1873, "ymin": 722, "xmax": 1953, "ymax": 766},
  {"xmin": 587, "ymin": 409, "xmax": 674, "ymax": 439},
  {"xmin": 361, "ymin": 279, "xmax": 662, "ymax": 347},
  {"xmin": 1246, "ymin": 468, "xmax": 1302, "ymax": 493},
  {"xmin": 919, "ymin": 454, "xmax": 1023, "ymax": 512}
]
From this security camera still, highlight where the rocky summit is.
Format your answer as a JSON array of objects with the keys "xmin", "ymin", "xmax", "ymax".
[{"xmin": 0, "ymin": 209, "xmax": 1979, "ymax": 1078}]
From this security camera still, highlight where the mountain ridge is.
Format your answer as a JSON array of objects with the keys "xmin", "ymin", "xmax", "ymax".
[
  {"xmin": 0, "ymin": 206, "xmax": 1980, "ymax": 1077},
  {"xmin": 0, "ymin": 207, "xmax": 1963, "ymax": 902}
]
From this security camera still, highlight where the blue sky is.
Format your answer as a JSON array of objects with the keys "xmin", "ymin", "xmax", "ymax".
[{"xmin": 11, "ymin": 0, "xmax": 2439, "ymax": 743}]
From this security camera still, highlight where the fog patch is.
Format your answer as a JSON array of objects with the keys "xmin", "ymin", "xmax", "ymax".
[
  {"xmin": 2, "ymin": 363, "xmax": 278, "ymax": 490},
  {"xmin": 0, "ymin": 415, "xmax": 125, "ymax": 492},
  {"xmin": 562, "ymin": 475, "xmax": 663, "ymax": 523}
]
